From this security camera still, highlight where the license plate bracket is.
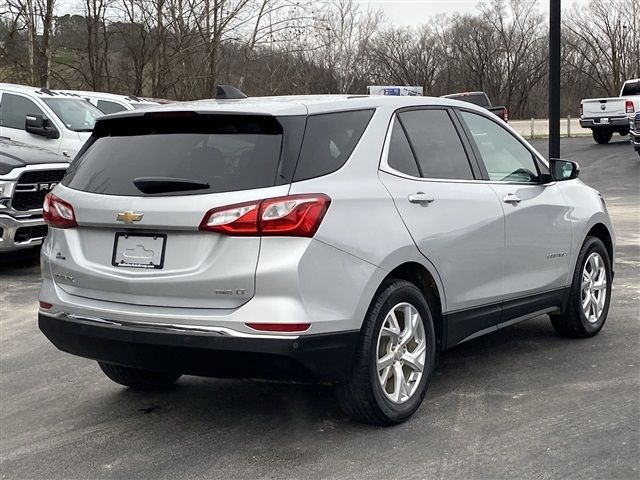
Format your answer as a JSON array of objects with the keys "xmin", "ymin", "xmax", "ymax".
[{"xmin": 112, "ymin": 232, "xmax": 167, "ymax": 269}]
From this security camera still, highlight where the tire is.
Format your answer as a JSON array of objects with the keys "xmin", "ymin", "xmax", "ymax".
[
  {"xmin": 335, "ymin": 279, "xmax": 436, "ymax": 425},
  {"xmin": 618, "ymin": 127, "xmax": 629, "ymax": 137},
  {"xmin": 592, "ymin": 129, "xmax": 613, "ymax": 144},
  {"xmin": 550, "ymin": 237, "xmax": 612, "ymax": 338},
  {"xmin": 98, "ymin": 362, "xmax": 181, "ymax": 390}
]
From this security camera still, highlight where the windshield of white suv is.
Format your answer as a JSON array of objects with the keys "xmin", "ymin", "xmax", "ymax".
[{"xmin": 42, "ymin": 98, "xmax": 103, "ymax": 132}]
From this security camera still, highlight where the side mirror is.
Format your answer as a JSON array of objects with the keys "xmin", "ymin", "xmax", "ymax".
[
  {"xmin": 25, "ymin": 114, "xmax": 59, "ymax": 139},
  {"xmin": 550, "ymin": 158, "xmax": 579, "ymax": 181}
]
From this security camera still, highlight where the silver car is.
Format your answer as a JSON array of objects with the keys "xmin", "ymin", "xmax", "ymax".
[{"xmin": 39, "ymin": 96, "xmax": 615, "ymax": 425}]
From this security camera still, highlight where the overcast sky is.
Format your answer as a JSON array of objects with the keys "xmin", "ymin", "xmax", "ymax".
[{"xmin": 357, "ymin": 0, "xmax": 583, "ymax": 26}]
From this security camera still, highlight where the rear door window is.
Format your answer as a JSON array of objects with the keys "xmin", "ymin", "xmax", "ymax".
[
  {"xmin": 63, "ymin": 114, "xmax": 304, "ymax": 196},
  {"xmin": 398, "ymin": 109, "xmax": 474, "ymax": 180},
  {"xmin": 293, "ymin": 109, "xmax": 374, "ymax": 181}
]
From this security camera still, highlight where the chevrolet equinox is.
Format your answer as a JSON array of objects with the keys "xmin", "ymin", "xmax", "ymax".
[{"xmin": 39, "ymin": 95, "xmax": 615, "ymax": 425}]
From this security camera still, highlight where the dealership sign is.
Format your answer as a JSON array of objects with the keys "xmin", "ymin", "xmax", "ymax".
[{"xmin": 367, "ymin": 86, "xmax": 423, "ymax": 96}]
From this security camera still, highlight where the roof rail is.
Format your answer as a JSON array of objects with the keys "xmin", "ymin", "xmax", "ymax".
[{"xmin": 215, "ymin": 85, "xmax": 247, "ymax": 100}]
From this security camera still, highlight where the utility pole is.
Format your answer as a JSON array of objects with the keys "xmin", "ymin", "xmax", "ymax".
[{"xmin": 549, "ymin": 0, "xmax": 561, "ymax": 159}]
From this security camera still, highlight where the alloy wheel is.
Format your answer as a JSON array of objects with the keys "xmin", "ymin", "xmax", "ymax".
[
  {"xmin": 376, "ymin": 302, "xmax": 427, "ymax": 403},
  {"xmin": 581, "ymin": 252, "xmax": 607, "ymax": 323}
]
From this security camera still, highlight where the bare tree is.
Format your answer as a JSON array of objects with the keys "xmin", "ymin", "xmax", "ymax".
[{"xmin": 564, "ymin": 0, "xmax": 639, "ymax": 96}]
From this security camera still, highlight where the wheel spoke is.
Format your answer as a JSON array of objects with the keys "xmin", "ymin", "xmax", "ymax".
[
  {"xmin": 593, "ymin": 278, "xmax": 607, "ymax": 290},
  {"xmin": 386, "ymin": 311, "xmax": 401, "ymax": 336},
  {"xmin": 402, "ymin": 343, "xmax": 426, "ymax": 372},
  {"xmin": 581, "ymin": 271, "xmax": 590, "ymax": 290},
  {"xmin": 377, "ymin": 352, "xmax": 394, "ymax": 371},
  {"xmin": 582, "ymin": 293, "xmax": 591, "ymax": 311},
  {"xmin": 399, "ymin": 371, "xmax": 410, "ymax": 399},
  {"xmin": 379, "ymin": 365, "xmax": 391, "ymax": 386},
  {"xmin": 590, "ymin": 294, "xmax": 599, "ymax": 318},
  {"xmin": 392, "ymin": 363, "xmax": 403, "ymax": 402},
  {"xmin": 596, "ymin": 291, "xmax": 606, "ymax": 318}
]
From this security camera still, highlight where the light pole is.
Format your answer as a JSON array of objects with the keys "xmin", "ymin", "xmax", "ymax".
[{"xmin": 549, "ymin": 0, "xmax": 561, "ymax": 160}]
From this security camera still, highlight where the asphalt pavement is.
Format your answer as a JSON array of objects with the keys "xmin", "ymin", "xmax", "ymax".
[{"xmin": 1, "ymin": 136, "xmax": 638, "ymax": 479}]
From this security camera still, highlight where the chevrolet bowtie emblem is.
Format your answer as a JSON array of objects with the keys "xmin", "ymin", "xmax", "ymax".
[{"xmin": 117, "ymin": 211, "xmax": 143, "ymax": 223}]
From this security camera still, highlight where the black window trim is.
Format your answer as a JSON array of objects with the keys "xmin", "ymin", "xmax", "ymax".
[
  {"xmin": 380, "ymin": 105, "xmax": 484, "ymax": 182},
  {"xmin": 453, "ymin": 107, "xmax": 549, "ymax": 185}
]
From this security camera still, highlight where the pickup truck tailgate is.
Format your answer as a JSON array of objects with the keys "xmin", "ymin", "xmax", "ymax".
[{"xmin": 583, "ymin": 98, "xmax": 626, "ymax": 117}]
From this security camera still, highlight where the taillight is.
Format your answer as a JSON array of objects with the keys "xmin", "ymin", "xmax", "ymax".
[
  {"xmin": 580, "ymin": 103, "xmax": 583, "ymax": 117},
  {"xmin": 43, "ymin": 193, "xmax": 77, "ymax": 228},
  {"xmin": 503, "ymin": 108, "xmax": 509, "ymax": 122},
  {"xmin": 39, "ymin": 301, "xmax": 52, "ymax": 309},
  {"xmin": 199, "ymin": 200, "xmax": 261, "ymax": 235},
  {"xmin": 626, "ymin": 100, "xmax": 635, "ymax": 114},
  {"xmin": 199, "ymin": 194, "xmax": 331, "ymax": 237}
]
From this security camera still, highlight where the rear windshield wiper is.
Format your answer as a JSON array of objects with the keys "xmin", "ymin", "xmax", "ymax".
[{"xmin": 133, "ymin": 177, "xmax": 211, "ymax": 194}]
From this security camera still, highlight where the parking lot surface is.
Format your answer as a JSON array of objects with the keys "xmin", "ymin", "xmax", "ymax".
[{"xmin": 1, "ymin": 136, "xmax": 638, "ymax": 479}]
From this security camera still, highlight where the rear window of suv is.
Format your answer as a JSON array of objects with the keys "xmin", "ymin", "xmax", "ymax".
[{"xmin": 63, "ymin": 114, "xmax": 305, "ymax": 196}]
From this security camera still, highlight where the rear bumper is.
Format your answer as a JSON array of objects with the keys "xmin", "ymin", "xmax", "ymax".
[
  {"xmin": 39, "ymin": 312, "xmax": 359, "ymax": 382},
  {"xmin": 0, "ymin": 214, "xmax": 46, "ymax": 252},
  {"xmin": 580, "ymin": 117, "xmax": 630, "ymax": 129}
]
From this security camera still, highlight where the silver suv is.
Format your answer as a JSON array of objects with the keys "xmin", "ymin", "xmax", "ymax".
[{"xmin": 38, "ymin": 96, "xmax": 615, "ymax": 425}]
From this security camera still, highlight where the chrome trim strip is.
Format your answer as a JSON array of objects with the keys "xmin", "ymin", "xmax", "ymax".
[
  {"xmin": 47, "ymin": 312, "xmax": 301, "ymax": 340},
  {"xmin": 0, "ymin": 163, "xmax": 70, "ymax": 181}
]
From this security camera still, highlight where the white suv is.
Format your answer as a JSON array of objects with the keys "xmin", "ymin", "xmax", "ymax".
[
  {"xmin": 0, "ymin": 83, "xmax": 103, "ymax": 159},
  {"xmin": 56, "ymin": 90, "xmax": 159, "ymax": 114},
  {"xmin": 38, "ymin": 95, "xmax": 615, "ymax": 425}
]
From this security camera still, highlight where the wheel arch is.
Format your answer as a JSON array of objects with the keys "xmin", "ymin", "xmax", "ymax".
[
  {"xmin": 586, "ymin": 222, "xmax": 614, "ymax": 269},
  {"xmin": 380, "ymin": 261, "xmax": 446, "ymax": 352}
]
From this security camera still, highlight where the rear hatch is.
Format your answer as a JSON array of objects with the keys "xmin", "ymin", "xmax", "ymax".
[
  {"xmin": 49, "ymin": 111, "xmax": 304, "ymax": 309},
  {"xmin": 582, "ymin": 98, "xmax": 627, "ymax": 118}
]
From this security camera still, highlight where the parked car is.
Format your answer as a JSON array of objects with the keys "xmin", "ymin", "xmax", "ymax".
[
  {"xmin": 630, "ymin": 112, "xmax": 640, "ymax": 157},
  {"xmin": 56, "ymin": 90, "xmax": 160, "ymax": 114},
  {"xmin": 441, "ymin": 91, "xmax": 508, "ymax": 122},
  {"xmin": 0, "ymin": 137, "xmax": 69, "ymax": 252},
  {"xmin": 580, "ymin": 78, "xmax": 640, "ymax": 144},
  {"xmin": 0, "ymin": 83, "xmax": 103, "ymax": 159},
  {"xmin": 38, "ymin": 95, "xmax": 615, "ymax": 425}
]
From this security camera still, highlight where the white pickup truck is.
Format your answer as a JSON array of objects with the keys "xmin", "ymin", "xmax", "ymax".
[{"xmin": 580, "ymin": 79, "xmax": 640, "ymax": 144}]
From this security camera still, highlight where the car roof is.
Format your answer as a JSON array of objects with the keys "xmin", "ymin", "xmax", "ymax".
[
  {"xmin": 102, "ymin": 94, "xmax": 483, "ymax": 118},
  {"xmin": 0, "ymin": 83, "xmax": 92, "ymax": 100},
  {"xmin": 57, "ymin": 90, "xmax": 159, "ymax": 104}
]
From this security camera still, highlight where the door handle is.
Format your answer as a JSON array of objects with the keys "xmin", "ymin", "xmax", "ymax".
[
  {"xmin": 502, "ymin": 193, "xmax": 522, "ymax": 204},
  {"xmin": 408, "ymin": 192, "xmax": 435, "ymax": 204}
]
